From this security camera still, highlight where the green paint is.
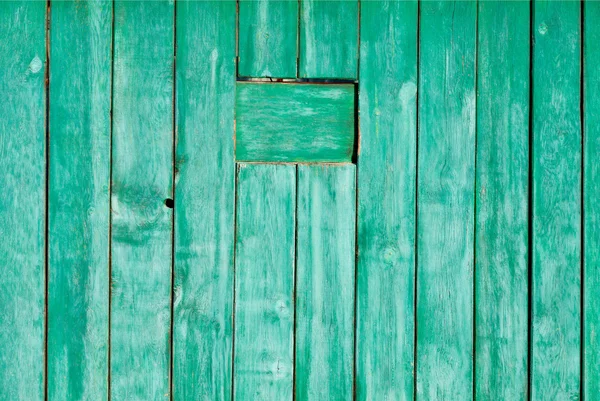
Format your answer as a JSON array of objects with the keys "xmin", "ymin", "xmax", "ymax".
[
  {"xmin": 295, "ymin": 164, "xmax": 355, "ymax": 401},
  {"xmin": 356, "ymin": 1, "xmax": 417, "ymax": 400},
  {"xmin": 475, "ymin": 2, "xmax": 529, "ymax": 400},
  {"xmin": 417, "ymin": 1, "xmax": 476, "ymax": 399},
  {"xmin": 235, "ymin": 82, "xmax": 355, "ymax": 163},
  {"xmin": 531, "ymin": 1, "xmax": 581, "ymax": 399},
  {"xmin": 299, "ymin": 0, "xmax": 358, "ymax": 79},
  {"xmin": 238, "ymin": 0, "xmax": 298, "ymax": 78},
  {"xmin": 110, "ymin": 1, "xmax": 173, "ymax": 399},
  {"xmin": 48, "ymin": 1, "xmax": 112, "ymax": 400},
  {"xmin": 585, "ymin": 2, "xmax": 600, "ymax": 399},
  {"xmin": 173, "ymin": 2, "xmax": 235, "ymax": 400},
  {"xmin": 0, "ymin": 2, "xmax": 46, "ymax": 400},
  {"xmin": 234, "ymin": 164, "xmax": 295, "ymax": 401}
]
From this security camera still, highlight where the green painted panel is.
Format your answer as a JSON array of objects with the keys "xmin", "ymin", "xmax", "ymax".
[
  {"xmin": 295, "ymin": 164, "xmax": 355, "ymax": 401},
  {"xmin": 531, "ymin": 1, "xmax": 581, "ymax": 399},
  {"xmin": 299, "ymin": 0, "xmax": 358, "ymax": 79},
  {"xmin": 356, "ymin": 1, "xmax": 417, "ymax": 400},
  {"xmin": 238, "ymin": 0, "xmax": 298, "ymax": 78},
  {"xmin": 417, "ymin": 1, "xmax": 476, "ymax": 399},
  {"xmin": 110, "ymin": 1, "xmax": 174, "ymax": 399},
  {"xmin": 235, "ymin": 82, "xmax": 355, "ymax": 163},
  {"xmin": 585, "ymin": 2, "xmax": 600, "ymax": 398},
  {"xmin": 48, "ymin": 1, "xmax": 112, "ymax": 400},
  {"xmin": 0, "ymin": 2, "xmax": 46, "ymax": 400},
  {"xmin": 234, "ymin": 164, "xmax": 295, "ymax": 401},
  {"xmin": 174, "ymin": 2, "xmax": 235, "ymax": 400},
  {"xmin": 475, "ymin": 1, "xmax": 529, "ymax": 400}
]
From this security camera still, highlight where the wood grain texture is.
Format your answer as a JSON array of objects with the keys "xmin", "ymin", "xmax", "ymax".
[
  {"xmin": 235, "ymin": 82, "xmax": 355, "ymax": 163},
  {"xmin": 238, "ymin": 0, "xmax": 298, "ymax": 78},
  {"xmin": 299, "ymin": 0, "xmax": 358, "ymax": 79},
  {"xmin": 417, "ymin": 2, "xmax": 476, "ymax": 399},
  {"xmin": 356, "ymin": 1, "xmax": 417, "ymax": 400},
  {"xmin": 531, "ymin": 1, "xmax": 581, "ymax": 399},
  {"xmin": 234, "ymin": 164, "xmax": 296, "ymax": 401},
  {"xmin": 475, "ymin": 2, "xmax": 529, "ymax": 400},
  {"xmin": 47, "ymin": 1, "xmax": 112, "ymax": 400},
  {"xmin": 110, "ymin": 1, "xmax": 174, "ymax": 399},
  {"xmin": 295, "ymin": 164, "xmax": 355, "ymax": 401},
  {"xmin": 173, "ymin": 2, "xmax": 235, "ymax": 400},
  {"xmin": 585, "ymin": 2, "xmax": 600, "ymax": 398},
  {"xmin": 0, "ymin": 2, "xmax": 46, "ymax": 400}
]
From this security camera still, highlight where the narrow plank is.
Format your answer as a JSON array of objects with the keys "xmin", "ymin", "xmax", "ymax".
[
  {"xmin": 238, "ymin": 0, "xmax": 298, "ymax": 78},
  {"xmin": 356, "ymin": 1, "xmax": 417, "ymax": 400},
  {"xmin": 0, "ymin": 2, "xmax": 46, "ymax": 400},
  {"xmin": 235, "ymin": 82, "xmax": 355, "ymax": 163},
  {"xmin": 295, "ymin": 164, "xmax": 356, "ymax": 401},
  {"xmin": 173, "ymin": 2, "xmax": 235, "ymax": 400},
  {"xmin": 234, "ymin": 164, "xmax": 296, "ymax": 401},
  {"xmin": 417, "ymin": 1, "xmax": 476, "ymax": 399},
  {"xmin": 299, "ymin": 0, "xmax": 358, "ymax": 79},
  {"xmin": 531, "ymin": 1, "xmax": 581, "ymax": 399},
  {"xmin": 475, "ymin": 1, "xmax": 529, "ymax": 399},
  {"xmin": 585, "ymin": 2, "xmax": 600, "ymax": 398},
  {"xmin": 110, "ymin": 1, "xmax": 174, "ymax": 399}
]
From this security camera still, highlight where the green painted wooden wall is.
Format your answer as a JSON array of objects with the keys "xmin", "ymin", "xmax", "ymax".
[{"xmin": 0, "ymin": 1, "xmax": 598, "ymax": 400}]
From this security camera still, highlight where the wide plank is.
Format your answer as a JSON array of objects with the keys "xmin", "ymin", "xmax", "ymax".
[
  {"xmin": 234, "ymin": 164, "xmax": 296, "ymax": 401},
  {"xmin": 173, "ymin": 1, "xmax": 236, "ymax": 400},
  {"xmin": 295, "ymin": 164, "xmax": 355, "ymax": 401},
  {"xmin": 356, "ymin": 1, "xmax": 417, "ymax": 400},
  {"xmin": 0, "ymin": 2, "xmax": 46, "ymax": 400},
  {"xmin": 417, "ymin": 1, "xmax": 477, "ymax": 399},
  {"xmin": 110, "ymin": 1, "xmax": 174, "ymax": 399}
]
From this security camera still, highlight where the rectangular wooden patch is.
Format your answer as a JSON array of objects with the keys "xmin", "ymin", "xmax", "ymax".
[{"xmin": 235, "ymin": 82, "xmax": 355, "ymax": 163}]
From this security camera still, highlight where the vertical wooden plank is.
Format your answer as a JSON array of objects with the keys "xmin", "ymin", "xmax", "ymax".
[
  {"xmin": 47, "ymin": 2, "xmax": 112, "ymax": 400},
  {"xmin": 234, "ymin": 164, "xmax": 295, "ymax": 401},
  {"xmin": 417, "ymin": 1, "xmax": 476, "ymax": 399},
  {"xmin": 475, "ymin": 1, "xmax": 529, "ymax": 399},
  {"xmin": 299, "ymin": 0, "xmax": 358, "ymax": 79},
  {"xmin": 110, "ymin": 1, "xmax": 174, "ymax": 399},
  {"xmin": 174, "ymin": 1, "xmax": 235, "ymax": 400},
  {"xmin": 356, "ymin": 1, "xmax": 417, "ymax": 400},
  {"xmin": 0, "ymin": 2, "xmax": 46, "ymax": 400},
  {"xmin": 531, "ymin": 1, "xmax": 581, "ymax": 399},
  {"xmin": 238, "ymin": 0, "xmax": 298, "ymax": 78},
  {"xmin": 295, "ymin": 164, "xmax": 355, "ymax": 401},
  {"xmin": 584, "ymin": 2, "xmax": 600, "ymax": 398}
]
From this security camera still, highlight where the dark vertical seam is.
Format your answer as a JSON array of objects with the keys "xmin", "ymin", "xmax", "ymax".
[
  {"xmin": 414, "ymin": 0, "xmax": 421, "ymax": 399},
  {"xmin": 236, "ymin": 0, "xmax": 240, "ymax": 78},
  {"xmin": 352, "ymin": 2, "xmax": 360, "ymax": 397},
  {"xmin": 580, "ymin": 1, "xmax": 585, "ymax": 399},
  {"xmin": 292, "ymin": 164, "xmax": 299, "ymax": 401},
  {"xmin": 169, "ymin": 1, "xmax": 177, "ymax": 400},
  {"xmin": 231, "ymin": 163, "xmax": 239, "ymax": 401},
  {"xmin": 527, "ymin": 0, "xmax": 534, "ymax": 399},
  {"xmin": 296, "ymin": 0, "xmax": 301, "ymax": 78},
  {"xmin": 473, "ymin": 1, "xmax": 479, "ymax": 399},
  {"xmin": 44, "ymin": 1, "xmax": 51, "ymax": 400}
]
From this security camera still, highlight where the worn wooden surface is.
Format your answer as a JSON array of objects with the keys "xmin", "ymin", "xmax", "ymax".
[
  {"xmin": 0, "ymin": 2, "xmax": 46, "ymax": 400},
  {"xmin": 475, "ymin": 1, "xmax": 529, "ymax": 399},
  {"xmin": 47, "ymin": 1, "xmax": 112, "ymax": 400},
  {"xmin": 295, "ymin": 164, "xmax": 355, "ymax": 401},
  {"xmin": 356, "ymin": 1, "xmax": 417, "ymax": 400},
  {"xmin": 173, "ymin": 2, "xmax": 235, "ymax": 400},
  {"xmin": 110, "ymin": 1, "xmax": 174, "ymax": 399},
  {"xmin": 235, "ymin": 82, "xmax": 355, "ymax": 163},
  {"xmin": 531, "ymin": 1, "xmax": 581, "ymax": 399}
]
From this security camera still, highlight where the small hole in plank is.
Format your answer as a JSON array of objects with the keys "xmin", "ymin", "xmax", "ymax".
[{"xmin": 164, "ymin": 198, "xmax": 174, "ymax": 208}]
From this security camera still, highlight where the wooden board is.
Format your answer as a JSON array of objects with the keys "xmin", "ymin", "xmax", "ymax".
[
  {"xmin": 0, "ymin": 2, "xmax": 46, "ymax": 400},
  {"xmin": 110, "ymin": 1, "xmax": 174, "ymax": 399},
  {"xmin": 356, "ymin": 1, "xmax": 417, "ymax": 400},
  {"xmin": 531, "ymin": 1, "xmax": 581, "ymax": 399},
  {"xmin": 234, "ymin": 164, "xmax": 296, "ymax": 401},
  {"xmin": 584, "ymin": 2, "xmax": 600, "ymax": 397},
  {"xmin": 47, "ymin": 1, "xmax": 112, "ymax": 400},
  {"xmin": 295, "ymin": 164, "xmax": 355, "ymax": 401},
  {"xmin": 416, "ymin": 1, "xmax": 476, "ymax": 399},
  {"xmin": 475, "ymin": 1, "xmax": 529, "ymax": 399},
  {"xmin": 235, "ymin": 82, "xmax": 355, "ymax": 163},
  {"xmin": 238, "ymin": 0, "xmax": 298, "ymax": 78},
  {"xmin": 299, "ymin": 0, "xmax": 358, "ymax": 79},
  {"xmin": 173, "ymin": 2, "xmax": 235, "ymax": 400}
]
